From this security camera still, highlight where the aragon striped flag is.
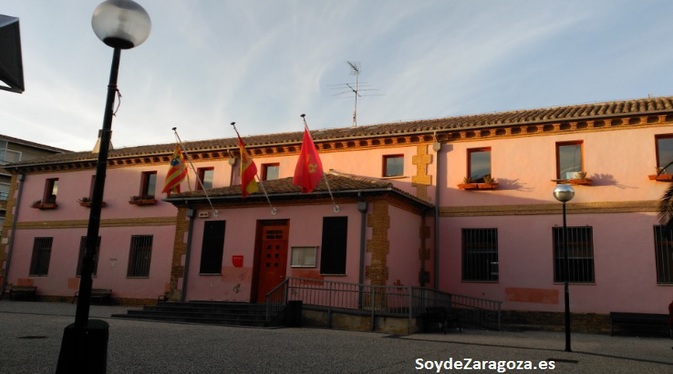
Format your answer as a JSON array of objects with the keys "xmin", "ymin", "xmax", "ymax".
[
  {"xmin": 238, "ymin": 135, "xmax": 259, "ymax": 197},
  {"xmin": 293, "ymin": 127, "xmax": 323, "ymax": 193},
  {"xmin": 162, "ymin": 144, "xmax": 188, "ymax": 195}
]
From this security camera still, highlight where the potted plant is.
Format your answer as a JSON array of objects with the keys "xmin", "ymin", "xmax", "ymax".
[
  {"xmin": 649, "ymin": 166, "xmax": 673, "ymax": 181},
  {"xmin": 31, "ymin": 199, "xmax": 58, "ymax": 209},
  {"xmin": 480, "ymin": 175, "xmax": 498, "ymax": 189},
  {"xmin": 128, "ymin": 195, "xmax": 157, "ymax": 206},
  {"xmin": 78, "ymin": 197, "xmax": 106, "ymax": 208},
  {"xmin": 568, "ymin": 171, "xmax": 592, "ymax": 185}
]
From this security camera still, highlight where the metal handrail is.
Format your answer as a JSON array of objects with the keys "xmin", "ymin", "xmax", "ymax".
[
  {"xmin": 268, "ymin": 277, "xmax": 502, "ymax": 330},
  {"xmin": 265, "ymin": 277, "xmax": 290, "ymax": 324}
]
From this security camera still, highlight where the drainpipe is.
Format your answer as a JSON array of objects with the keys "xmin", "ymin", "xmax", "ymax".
[
  {"xmin": 1, "ymin": 174, "xmax": 24, "ymax": 293},
  {"xmin": 357, "ymin": 197, "xmax": 368, "ymax": 309},
  {"xmin": 180, "ymin": 207, "xmax": 196, "ymax": 302},
  {"xmin": 432, "ymin": 140, "xmax": 442, "ymax": 289}
]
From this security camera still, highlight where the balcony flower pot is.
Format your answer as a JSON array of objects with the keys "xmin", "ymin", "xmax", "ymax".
[
  {"xmin": 129, "ymin": 196, "xmax": 157, "ymax": 206},
  {"xmin": 78, "ymin": 198, "xmax": 106, "ymax": 208},
  {"xmin": 31, "ymin": 200, "xmax": 58, "ymax": 210},
  {"xmin": 649, "ymin": 174, "xmax": 673, "ymax": 181}
]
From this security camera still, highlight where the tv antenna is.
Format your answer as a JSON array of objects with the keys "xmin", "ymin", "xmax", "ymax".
[{"xmin": 331, "ymin": 61, "xmax": 382, "ymax": 127}]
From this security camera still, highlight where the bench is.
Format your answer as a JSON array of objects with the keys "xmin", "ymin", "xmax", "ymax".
[
  {"xmin": 72, "ymin": 288, "xmax": 112, "ymax": 305},
  {"xmin": 423, "ymin": 306, "xmax": 462, "ymax": 334},
  {"xmin": 610, "ymin": 312, "xmax": 669, "ymax": 337},
  {"xmin": 7, "ymin": 286, "xmax": 38, "ymax": 301}
]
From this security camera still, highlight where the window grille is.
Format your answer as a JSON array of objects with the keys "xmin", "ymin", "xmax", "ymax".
[
  {"xmin": 462, "ymin": 228, "xmax": 498, "ymax": 281},
  {"xmin": 29, "ymin": 237, "xmax": 53, "ymax": 276},
  {"xmin": 127, "ymin": 235, "xmax": 153, "ymax": 277},
  {"xmin": 553, "ymin": 226, "xmax": 594, "ymax": 283},
  {"xmin": 76, "ymin": 236, "xmax": 101, "ymax": 276},
  {"xmin": 653, "ymin": 225, "xmax": 673, "ymax": 284}
]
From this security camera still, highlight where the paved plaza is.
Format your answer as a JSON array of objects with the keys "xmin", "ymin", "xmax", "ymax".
[{"xmin": 0, "ymin": 300, "xmax": 671, "ymax": 373}]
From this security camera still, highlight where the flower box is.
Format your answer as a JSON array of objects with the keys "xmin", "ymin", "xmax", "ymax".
[
  {"xmin": 458, "ymin": 183, "xmax": 499, "ymax": 190},
  {"xmin": 78, "ymin": 198, "xmax": 107, "ymax": 208},
  {"xmin": 129, "ymin": 196, "xmax": 157, "ymax": 206},
  {"xmin": 31, "ymin": 200, "xmax": 58, "ymax": 210},
  {"xmin": 649, "ymin": 174, "xmax": 673, "ymax": 182}
]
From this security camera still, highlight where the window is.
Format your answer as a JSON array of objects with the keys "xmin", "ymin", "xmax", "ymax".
[
  {"xmin": 656, "ymin": 135, "xmax": 673, "ymax": 173},
  {"xmin": 556, "ymin": 141, "xmax": 583, "ymax": 179},
  {"xmin": 320, "ymin": 217, "xmax": 348, "ymax": 274},
  {"xmin": 383, "ymin": 155, "xmax": 403, "ymax": 177},
  {"xmin": 0, "ymin": 182, "xmax": 9, "ymax": 201},
  {"xmin": 140, "ymin": 171, "xmax": 157, "ymax": 198},
  {"xmin": 553, "ymin": 226, "xmax": 594, "ymax": 283},
  {"xmin": 196, "ymin": 168, "xmax": 214, "ymax": 190},
  {"xmin": 462, "ymin": 228, "xmax": 498, "ymax": 281},
  {"xmin": 654, "ymin": 225, "xmax": 673, "ymax": 284},
  {"xmin": 76, "ymin": 236, "xmax": 101, "ymax": 276},
  {"xmin": 29, "ymin": 237, "xmax": 53, "ymax": 276},
  {"xmin": 200, "ymin": 221, "xmax": 225, "ymax": 274},
  {"xmin": 291, "ymin": 246, "xmax": 317, "ymax": 268},
  {"xmin": 262, "ymin": 163, "xmax": 280, "ymax": 181},
  {"xmin": 127, "ymin": 235, "xmax": 153, "ymax": 277},
  {"xmin": 468, "ymin": 148, "xmax": 491, "ymax": 182},
  {"xmin": 43, "ymin": 178, "xmax": 58, "ymax": 203},
  {"xmin": 0, "ymin": 141, "xmax": 22, "ymax": 164}
]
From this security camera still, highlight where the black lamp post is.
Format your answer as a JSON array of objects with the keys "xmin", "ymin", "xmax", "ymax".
[
  {"xmin": 56, "ymin": 1, "xmax": 150, "ymax": 373},
  {"xmin": 553, "ymin": 183, "xmax": 574, "ymax": 353}
]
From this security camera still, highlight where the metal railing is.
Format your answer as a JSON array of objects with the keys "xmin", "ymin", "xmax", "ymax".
[{"xmin": 265, "ymin": 277, "xmax": 502, "ymax": 331}]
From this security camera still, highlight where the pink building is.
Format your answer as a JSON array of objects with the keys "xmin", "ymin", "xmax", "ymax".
[{"xmin": 2, "ymin": 95, "xmax": 673, "ymax": 325}]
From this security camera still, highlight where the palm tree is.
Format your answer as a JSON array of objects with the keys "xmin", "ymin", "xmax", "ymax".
[{"xmin": 658, "ymin": 161, "xmax": 673, "ymax": 231}]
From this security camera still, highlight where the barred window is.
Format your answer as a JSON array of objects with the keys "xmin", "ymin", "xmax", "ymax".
[
  {"xmin": 462, "ymin": 228, "xmax": 498, "ymax": 282},
  {"xmin": 29, "ymin": 237, "xmax": 53, "ymax": 276},
  {"xmin": 653, "ymin": 225, "xmax": 673, "ymax": 284},
  {"xmin": 553, "ymin": 226, "xmax": 594, "ymax": 283},
  {"xmin": 127, "ymin": 235, "xmax": 153, "ymax": 277},
  {"xmin": 76, "ymin": 236, "xmax": 101, "ymax": 276}
]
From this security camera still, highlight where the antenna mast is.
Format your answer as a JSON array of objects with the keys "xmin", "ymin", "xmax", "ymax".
[{"xmin": 347, "ymin": 61, "xmax": 360, "ymax": 127}]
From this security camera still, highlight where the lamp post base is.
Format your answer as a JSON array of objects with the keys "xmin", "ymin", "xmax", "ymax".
[{"xmin": 56, "ymin": 319, "xmax": 109, "ymax": 374}]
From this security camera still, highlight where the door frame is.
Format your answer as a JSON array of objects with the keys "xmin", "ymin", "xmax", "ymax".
[{"xmin": 251, "ymin": 219, "xmax": 289, "ymax": 303}]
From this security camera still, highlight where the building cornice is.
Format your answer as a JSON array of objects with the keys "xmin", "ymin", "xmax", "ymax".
[{"xmin": 7, "ymin": 96, "xmax": 673, "ymax": 173}]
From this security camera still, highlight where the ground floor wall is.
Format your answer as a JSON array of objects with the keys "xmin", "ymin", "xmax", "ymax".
[
  {"xmin": 440, "ymin": 211, "xmax": 672, "ymax": 315},
  {"xmin": 4, "ymin": 222, "xmax": 175, "ymax": 300}
]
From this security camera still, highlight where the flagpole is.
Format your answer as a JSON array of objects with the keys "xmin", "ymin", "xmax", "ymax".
[
  {"xmin": 172, "ymin": 127, "xmax": 218, "ymax": 217},
  {"xmin": 301, "ymin": 114, "xmax": 339, "ymax": 213},
  {"xmin": 230, "ymin": 122, "xmax": 276, "ymax": 215}
]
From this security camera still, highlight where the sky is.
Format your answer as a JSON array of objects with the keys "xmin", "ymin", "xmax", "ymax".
[{"xmin": 2, "ymin": 0, "xmax": 673, "ymax": 152}]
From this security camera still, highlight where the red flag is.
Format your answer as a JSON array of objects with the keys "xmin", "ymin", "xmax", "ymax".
[
  {"xmin": 293, "ymin": 128, "xmax": 323, "ymax": 193},
  {"xmin": 238, "ymin": 135, "xmax": 259, "ymax": 197},
  {"xmin": 162, "ymin": 144, "xmax": 188, "ymax": 195}
]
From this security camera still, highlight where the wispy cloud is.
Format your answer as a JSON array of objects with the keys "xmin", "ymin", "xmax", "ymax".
[{"xmin": 3, "ymin": 0, "xmax": 673, "ymax": 150}]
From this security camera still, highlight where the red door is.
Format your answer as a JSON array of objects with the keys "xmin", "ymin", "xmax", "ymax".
[{"xmin": 255, "ymin": 221, "xmax": 289, "ymax": 302}]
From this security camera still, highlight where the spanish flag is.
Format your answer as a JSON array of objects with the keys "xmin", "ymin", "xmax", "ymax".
[
  {"xmin": 238, "ymin": 135, "xmax": 258, "ymax": 197},
  {"xmin": 293, "ymin": 128, "xmax": 323, "ymax": 193},
  {"xmin": 162, "ymin": 144, "xmax": 188, "ymax": 195}
]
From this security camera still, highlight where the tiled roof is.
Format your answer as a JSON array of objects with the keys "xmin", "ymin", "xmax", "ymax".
[
  {"xmin": 166, "ymin": 170, "xmax": 433, "ymax": 208},
  {"xmin": 0, "ymin": 134, "xmax": 71, "ymax": 153},
  {"xmin": 7, "ymin": 95, "xmax": 673, "ymax": 168}
]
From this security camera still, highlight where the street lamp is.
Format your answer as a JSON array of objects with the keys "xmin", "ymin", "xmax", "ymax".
[
  {"xmin": 553, "ymin": 184, "xmax": 574, "ymax": 352},
  {"xmin": 56, "ymin": 1, "xmax": 150, "ymax": 372}
]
